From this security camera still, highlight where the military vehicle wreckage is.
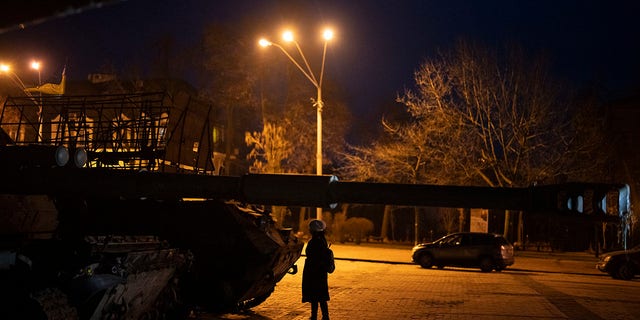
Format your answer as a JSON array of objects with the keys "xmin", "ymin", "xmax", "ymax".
[{"xmin": 0, "ymin": 93, "xmax": 631, "ymax": 319}]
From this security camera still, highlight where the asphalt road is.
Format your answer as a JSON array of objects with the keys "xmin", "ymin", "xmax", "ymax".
[{"xmin": 199, "ymin": 243, "xmax": 640, "ymax": 320}]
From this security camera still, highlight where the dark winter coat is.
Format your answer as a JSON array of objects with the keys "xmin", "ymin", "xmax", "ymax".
[{"xmin": 302, "ymin": 232, "xmax": 330, "ymax": 302}]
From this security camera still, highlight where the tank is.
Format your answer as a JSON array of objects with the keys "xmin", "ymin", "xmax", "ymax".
[
  {"xmin": 0, "ymin": 165, "xmax": 306, "ymax": 318},
  {"xmin": 0, "ymin": 93, "xmax": 631, "ymax": 319}
]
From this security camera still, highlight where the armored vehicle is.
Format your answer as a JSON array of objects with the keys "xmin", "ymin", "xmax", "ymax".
[{"xmin": 0, "ymin": 93, "xmax": 306, "ymax": 318}]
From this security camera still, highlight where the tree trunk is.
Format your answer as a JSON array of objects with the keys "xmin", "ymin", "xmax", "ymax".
[
  {"xmin": 503, "ymin": 210, "xmax": 511, "ymax": 240},
  {"xmin": 298, "ymin": 207, "xmax": 308, "ymax": 233},
  {"xmin": 390, "ymin": 208, "xmax": 396, "ymax": 242},
  {"xmin": 517, "ymin": 211, "xmax": 523, "ymax": 248},
  {"xmin": 381, "ymin": 205, "xmax": 391, "ymax": 241},
  {"xmin": 459, "ymin": 208, "xmax": 470, "ymax": 232},
  {"xmin": 414, "ymin": 207, "xmax": 420, "ymax": 245}
]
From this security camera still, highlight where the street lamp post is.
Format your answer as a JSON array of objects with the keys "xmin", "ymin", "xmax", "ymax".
[
  {"xmin": 260, "ymin": 29, "xmax": 334, "ymax": 221},
  {"xmin": 30, "ymin": 60, "xmax": 41, "ymax": 86},
  {"xmin": 30, "ymin": 60, "xmax": 44, "ymax": 142}
]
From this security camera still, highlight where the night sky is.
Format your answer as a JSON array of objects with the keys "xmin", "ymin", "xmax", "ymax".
[{"xmin": 1, "ymin": 0, "xmax": 639, "ymax": 126}]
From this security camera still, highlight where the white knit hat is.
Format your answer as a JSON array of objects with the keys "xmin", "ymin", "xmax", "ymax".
[{"xmin": 309, "ymin": 219, "xmax": 326, "ymax": 232}]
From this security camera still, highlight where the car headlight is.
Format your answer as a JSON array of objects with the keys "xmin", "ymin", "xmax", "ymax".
[{"xmin": 601, "ymin": 255, "xmax": 611, "ymax": 262}]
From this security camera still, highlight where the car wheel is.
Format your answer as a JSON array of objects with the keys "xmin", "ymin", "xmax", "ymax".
[
  {"xmin": 617, "ymin": 262, "xmax": 635, "ymax": 280},
  {"xmin": 609, "ymin": 268, "xmax": 622, "ymax": 279},
  {"xmin": 479, "ymin": 257, "xmax": 493, "ymax": 272},
  {"xmin": 418, "ymin": 254, "xmax": 434, "ymax": 269},
  {"xmin": 437, "ymin": 265, "xmax": 445, "ymax": 269},
  {"xmin": 495, "ymin": 266, "xmax": 504, "ymax": 272}
]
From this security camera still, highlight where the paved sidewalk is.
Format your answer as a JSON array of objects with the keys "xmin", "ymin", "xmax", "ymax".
[{"xmin": 197, "ymin": 243, "xmax": 637, "ymax": 320}]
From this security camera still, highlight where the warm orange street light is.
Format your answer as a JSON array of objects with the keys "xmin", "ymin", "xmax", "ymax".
[
  {"xmin": 30, "ymin": 60, "xmax": 44, "ymax": 141},
  {"xmin": 259, "ymin": 28, "xmax": 334, "ymax": 220},
  {"xmin": 282, "ymin": 30, "xmax": 294, "ymax": 42},
  {"xmin": 323, "ymin": 29, "xmax": 334, "ymax": 41},
  {"xmin": 30, "ymin": 60, "xmax": 42, "ymax": 85},
  {"xmin": 0, "ymin": 63, "xmax": 28, "ymax": 89}
]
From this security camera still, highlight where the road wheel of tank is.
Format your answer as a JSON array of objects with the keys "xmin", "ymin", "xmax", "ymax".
[
  {"xmin": 479, "ymin": 257, "xmax": 494, "ymax": 272},
  {"xmin": 617, "ymin": 262, "xmax": 635, "ymax": 280},
  {"xmin": 31, "ymin": 288, "xmax": 79, "ymax": 320},
  {"xmin": 418, "ymin": 254, "xmax": 434, "ymax": 269}
]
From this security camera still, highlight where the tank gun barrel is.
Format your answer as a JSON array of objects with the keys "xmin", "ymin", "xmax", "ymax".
[
  {"xmin": 239, "ymin": 174, "xmax": 529, "ymax": 210},
  {"xmin": 0, "ymin": 167, "xmax": 525, "ymax": 208},
  {"xmin": 332, "ymin": 181, "xmax": 529, "ymax": 210},
  {"xmin": 1, "ymin": 168, "xmax": 627, "ymax": 217}
]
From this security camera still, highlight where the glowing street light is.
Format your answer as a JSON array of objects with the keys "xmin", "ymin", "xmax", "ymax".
[
  {"xmin": 323, "ymin": 29, "xmax": 334, "ymax": 41},
  {"xmin": 259, "ymin": 28, "xmax": 334, "ymax": 220},
  {"xmin": 0, "ymin": 63, "xmax": 28, "ymax": 90},
  {"xmin": 2, "ymin": 61, "xmax": 48, "ymax": 141},
  {"xmin": 30, "ymin": 60, "xmax": 42, "ymax": 85},
  {"xmin": 30, "ymin": 60, "xmax": 44, "ymax": 141},
  {"xmin": 282, "ymin": 30, "xmax": 294, "ymax": 42}
]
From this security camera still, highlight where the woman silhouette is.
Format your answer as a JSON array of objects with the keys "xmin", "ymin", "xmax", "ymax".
[{"xmin": 302, "ymin": 219, "xmax": 331, "ymax": 320}]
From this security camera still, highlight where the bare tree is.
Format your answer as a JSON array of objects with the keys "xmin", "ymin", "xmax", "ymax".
[
  {"xmin": 245, "ymin": 121, "xmax": 292, "ymax": 173},
  {"xmin": 258, "ymin": 45, "xmax": 352, "ymax": 175},
  {"xmin": 397, "ymin": 42, "xmax": 582, "ymax": 188},
  {"xmin": 341, "ymin": 41, "xmax": 608, "ymax": 240},
  {"xmin": 440, "ymin": 208, "xmax": 459, "ymax": 235},
  {"xmin": 245, "ymin": 121, "xmax": 293, "ymax": 227}
]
